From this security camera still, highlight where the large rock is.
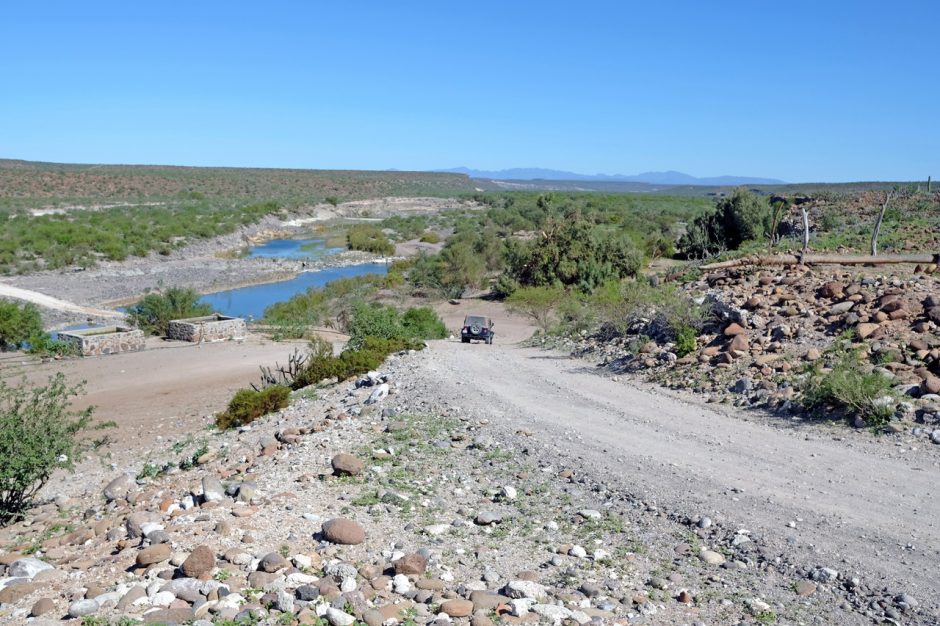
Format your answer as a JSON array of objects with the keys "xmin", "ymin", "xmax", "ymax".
[
  {"xmin": 331, "ymin": 453, "xmax": 365, "ymax": 477},
  {"xmin": 201, "ymin": 476, "xmax": 226, "ymax": 503},
  {"xmin": 126, "ymin": 511, "xmax": 160, "ymax": 539},
  {"xmin": 136, "ymin": 544, "xmax": 172, "ymax": 566},
  {"xmin": 68, "ymin": 599, "xmax": 99, "ymax": 618},
  {"xmin": 259, "ymin": 552, "xmax": 289, "ymax": 573},
  {"xmin": 857, "ymin": 323, "xmax": 880, "ymax": 339},
  {"xmin": 441, "ymin": 599, "xmax": 474, "ymax": 617},
  {"xmin": 394, "ymin": 552, "xmax": 428, "ymax": 576},
  {"xmin": 504, "ymin": 580, "xmax": 547, "ymax": 600},
  {"xmin": 181, "ymin": 545, "xmax": 215, "ymax": 578},
  {"xmin": 103, "ymin": 473, "xmax": 136, "ymax": 501},
  {"xmin": 322, "ymin": 518, "xmax": 365, "ymax": 545},
  {"xmin": 9, "ymin": 557, "xmax": 54, "ymax": 579},
  {"xmin": 365, "ymin": 384, "xmax": 389, "ymax": 405}
]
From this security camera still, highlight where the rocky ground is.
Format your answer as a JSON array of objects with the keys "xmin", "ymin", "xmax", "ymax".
[
  {"xmin": 560, "ymin": 264, "xmax": 940, "ymax": 434},
  {"xmin": 0, "ymin": 339, "xmax": 936, "ymax": 625}
]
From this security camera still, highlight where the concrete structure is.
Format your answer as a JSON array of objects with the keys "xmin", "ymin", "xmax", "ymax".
[
  {"xmin": 167, "ymin": 314, "xmax": 247, "ymax": 343},
  {"xmin": 58, "ymin": 326, "xmax": 146, "ymax": 357}
]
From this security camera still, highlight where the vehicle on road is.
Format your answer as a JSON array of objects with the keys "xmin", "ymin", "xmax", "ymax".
[{"xmin": 461, "ymin": 314, "xmax": 494, "ymax": 344}]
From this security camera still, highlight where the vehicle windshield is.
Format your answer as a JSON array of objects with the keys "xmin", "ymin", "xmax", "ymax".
[{"xmin": 464, "ymin": 316, "xmax": 487, "ymax": 326}]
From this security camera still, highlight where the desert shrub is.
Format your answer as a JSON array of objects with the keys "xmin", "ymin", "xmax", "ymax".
[
  {"xmin": 504, "ymin": 212, "xmax": 643, "ymax": 292},
  {"xmin": 679, "ymin": 188, "xmax": 770, "ymax": 258},
  {"xmin": 291, "ymin": 336, "xmax": 422, "ymax": 389},
  {"xmin": 346, "ymin": 303, "xmax": 447, "ymax": 350},
  {"xmin": 506, "ymin": 285, "xmax": 564, "ymax": 333},
  {"xmin": 215, "ymin": 385, "xmax": 290, "ymax": 430},
  {"xmin": 401, "ymin": 307, "xmax": 447, "ymax": 339},
  {"xmin": 346, "ymin": 225, "xmax": 395, "ymax": 256},
  {"xmin": 674, "ymin": 325, "xmax": 698, "ymax": 357},
  {"xmin": 419, "ymin": 231, "xmax": 441, "ymax": 244},
  {"xmin": 0, "ymin": 374, "xmax": 96, "ymax": 522},
  {"xmin": 0, "ymin": 301, "xmax": 45, "ymax": 351},
  {"xmin": 592, "ymin": 280, "xmax": 709, "ymax": 343},
  {"xmin": 801, "ymin": 350, "xmax": 896, "ymax": 426},
  {"xmin": 127, "ymin": 287, "xmax": 213, "ymax": 336}
]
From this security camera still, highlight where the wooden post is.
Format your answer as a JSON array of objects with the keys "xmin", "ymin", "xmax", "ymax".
[
  {"xmin": 801, "ymin": 206, "xmax": 810, "ymax": 253},
  {"xmin": 870, "ymin": 191, "xmax": 892, "ymax": 256}
]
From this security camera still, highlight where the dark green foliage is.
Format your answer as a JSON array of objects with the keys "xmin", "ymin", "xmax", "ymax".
[
  {"xmin": 0, "ymin": 374, "xmax": 95, "ymax": 522},
  {"xmin": 590, "ymin": 280, "xmax": 709, "ymax": 343},
  {"xmin": 0, "ymin": 301, "xmax": 45, "ymax": 351},
  {"xmin": 127, "ymin": 287, "xmax": 213, "ymax": 336},
  {"xmin": 290, "ymin": 336, "xmax": 423, "ymax": 389},
  {"xmin": 505, "ymin": 212, "xmax": 643, "ymax": 292},
  {"xmin": 679, "ymin": 188, "xmax": 770, "ymax": 258},
  {"xmin": 346, "ymin": 225, "xmax": 395, "ymax": 255},
  {"xmin": 401, "ymin": 306, "xmax": 447, "ymax": 339},
  {"xmin": 215, "ymin": 385, "xmax": 290, "ymax": 430}
]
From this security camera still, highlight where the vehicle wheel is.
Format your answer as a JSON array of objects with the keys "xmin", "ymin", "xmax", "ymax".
[
  {"xmin": 487, "ymin": 337, "xmax": 493, "ymax": 345},
  {"xmin": 461, "ymin": 337, "xmax": 469, "ymax": 343}
]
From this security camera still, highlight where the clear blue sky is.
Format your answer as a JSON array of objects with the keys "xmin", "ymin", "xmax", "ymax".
[{"xmin": 1, "ymin": 1, "xmax": 936, "ymax": 182}]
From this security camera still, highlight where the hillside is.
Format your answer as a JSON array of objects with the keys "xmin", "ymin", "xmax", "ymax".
[{"xmin": 0, "ymin": 159, "xmax": 476, "ymax": 209}]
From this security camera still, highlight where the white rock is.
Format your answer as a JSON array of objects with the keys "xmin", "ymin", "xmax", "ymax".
[
  {"xmin": 505, "ymin": 580, "xmax": 547, "ymax": 600},
  {"xmin": 140, "ymin": 522, "xmax": 164, "ymax": 538},
  {"xmin": 510, "ymin": 598, "xmax": 532, "ymax": 616},
  {"xmin": 293, "ymin": 554, "xmax": 312, "ymax": 570},
  {"xmin": 340, "ymin": 577, "xmax": 357, "ymax": 593},
  {"xmin": 286, "ymin": 572, "xmax": 319, "ymax": 586},
  {"xmin": 579, "ymin": 509, "xmax": 602, "ymax": 520},
  {"xmin": 9, "ymin": 558, "xmax": 53, "ymax": 580},
  {"xmin": 151, "ymin": 591, "xmax": 176, "ymax": 607},
  {"xmin": 365, "ymin": 384, "xmax": 389, "ymax": 405},
  {"xmin": 424, "ymin": 524, "xmax": 451, "ymax": 536},
  {"xmin": 501, "ymin": 486, "xmax": 518, "ymax": 500},
  {"xmin": 532, "ymin": 604, "xmax": 573, "ymax": 622},
  {"xmin": 325, "ymin": 606, "xmax": 356, "ymax": 626},
  {"xmin": 569, "ymin": 545, "xmax": 587, "ymax": 559},
  {"xmin": 392, "ymin": 574, "xmax": 412, "ymax": 593}
]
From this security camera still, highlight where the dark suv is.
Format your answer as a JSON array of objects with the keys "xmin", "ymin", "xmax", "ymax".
[{"xmin": 461, "ymin": 314, "xmax": 494, "ymax": 344}]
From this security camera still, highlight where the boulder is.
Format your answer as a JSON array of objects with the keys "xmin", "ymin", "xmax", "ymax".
[
  {"xmin": 181, "ymin": 545, "xmax": 215, "ymax": 578},
  {"xmin": 394, "ymin": 552, "xmax": 428, "ymax": 576},
  {"xmin": 103, "ymin": 473, "xmax": 136, "ymax": 502},
  {"xmin": 136, "ymin": 544, "xmax": 172, "ymax": 566},
  {"xmin": 322, "ymin": 518, "xmax": 365, "ymax": 545},
  {"xmin": 331, "ymin": 453, "xmax": 365, "ymax": 477},
  {"xmin": 9, "ymin": 557, "xmax": 54, "ymax": 579}
]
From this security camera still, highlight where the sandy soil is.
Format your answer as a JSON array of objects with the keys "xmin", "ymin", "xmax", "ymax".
[{"xmin": 1, "ymin": 335, "xmax": 308, "ymax": 465}]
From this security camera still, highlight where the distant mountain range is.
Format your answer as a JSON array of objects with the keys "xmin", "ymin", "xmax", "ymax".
[{"xmin": 436, "ymin": 167, "xmax": 785, "ymax": 186}]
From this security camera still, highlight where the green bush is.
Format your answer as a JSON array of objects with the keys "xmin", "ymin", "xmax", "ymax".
[
  {"xmin": 679, "ymin": 188, "xmax": 770, "ymax": 259},
  {"xmin": 591, "ymin": 280, "xmax": 708, "ymax": 343},
  {"xmin": 346, "ymin": 303, "xmax": 447, "ymax": 350},
  {"xmin": 674, "ymin": 325, "xmax": 698, "ymax": 357},
  {"xmin": 801, "ymin": 350, "xmax": 896, "ymax": 426},
  {"xmin": 506, "ymin": 285, "xmax": 564, "ymax": 333},
  {"xmin": 127, "ymin": 287, "xmax": 213, "ymax": 335},
  {"xmin": 419, "ymin": 231, "xmax": 441, "ymax": 244},
  {"xmin": 0, "ymin": 301, "xmax": 44, "ymax": 351},
  {"xmin": 401, "ymin": 306, "xmax": 447, "ymax": 340},
  {"xmin": 0, "ymin": 374, "xmax": 95, "ymax": 522},
  {"xmin": 216, "ymin": 385, "xmax": 290, "ymax": 430},
  {"xmin": 291, "ymin": 336, "xmax": 422, "ymax": 389},
  {"xmin": 346, "ymin": 225, "xmax": 395, "ymax": 256}
]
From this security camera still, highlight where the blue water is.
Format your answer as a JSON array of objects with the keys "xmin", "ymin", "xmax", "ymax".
[
  {"xmin": 249, "ymin": 238, "xmax": 344, "ymax": 260},
  {"xmin": 200, "ymin": 263, "xmax": 389, "ymax": 319}
]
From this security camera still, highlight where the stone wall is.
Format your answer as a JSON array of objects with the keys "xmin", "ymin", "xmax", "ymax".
[
  {"xmin": 58, "ymin": 327, "xmax": 146, "ymax": 357},
  {"xmin": 167, "ymin": 314, "xmax": 247, "ymax": 343}
]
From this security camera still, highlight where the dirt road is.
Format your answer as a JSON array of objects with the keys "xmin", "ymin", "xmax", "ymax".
[
  {"xmin": 413, "ymin": 339, "xmax": 940, "ymax": 612},
  {"xmin": 0, "ymin": 282, "xmax": 122, "ymax": 318}
]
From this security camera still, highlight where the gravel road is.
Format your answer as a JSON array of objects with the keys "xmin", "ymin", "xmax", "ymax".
[{"xmin": 412, "ymin": 339, "xmax": 940, "ymax": 614}]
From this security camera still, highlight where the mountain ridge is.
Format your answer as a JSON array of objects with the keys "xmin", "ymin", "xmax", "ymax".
[{"xmin": 436, "ymin": 166, "xmax": 785, "ymax": 186}]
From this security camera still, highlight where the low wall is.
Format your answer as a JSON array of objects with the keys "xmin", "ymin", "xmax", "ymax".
[
  {"xmin": 167, "ymin": 314, "xmax": 247, "ymax": 343},
  {"xmin": 58, "ymin": 327, "xmax": 146, "ymax": 357}
]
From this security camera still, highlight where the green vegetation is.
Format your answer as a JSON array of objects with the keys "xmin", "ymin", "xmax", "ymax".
[
  {"xmin": 0, "ymin": 201, "xmax": 281, "ymax": 274},
  {"xmin": 346, "ymin": 224, "xmax": 395, "ymax": 255},
  {"xmin": 126, "ymin": 287, "xmax": 213, "ymax": 335},
  {"xmin": 0, "ymin": 301, "xmax": 45, "ymax": 351},
  {"xmin": 801, "ymin": 349, "xmax": 897, "ymax": 426},
  {"xmin": 346, "ymin": 303, "xmax": 447, "ymax": 350},
  {"xmin": 418, "ymin": 230, "xmax": 441, "ymax": 244},
  {"xmin": 0, "ymin": 374, "xmax": 96, "ymax": 522},
  {"xmin": 215, "ymin": 385, "xmax": 290, "ymax": 430},
  {"xmin": 679, "ymin": 188, "xmax": 770, "ymax": 259}
]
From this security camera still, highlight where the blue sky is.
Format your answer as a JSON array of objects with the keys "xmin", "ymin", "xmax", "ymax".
[{"xmin": 1, "ymin": 1, "xmax": 936, "ymax": 182}]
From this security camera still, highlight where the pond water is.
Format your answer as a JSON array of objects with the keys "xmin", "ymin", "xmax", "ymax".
[
  {"xmin": 199, "ymin": 262, "xmax": 388, "ymax": 319},
  {"xmin": 248, "ymin": 238, "xmax": 344, "ymax": 260}
]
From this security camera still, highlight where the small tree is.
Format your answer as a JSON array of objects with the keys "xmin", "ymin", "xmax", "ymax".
[
  {"xmin": 127, "ymin": 287, "xmax": 212, "ymax": 335},
  {"xmin": 870, "ymin": 190, "xmax": 894, "ymax": 256},
  {"xmin": 0, "ymin": 374, "xmax": 95, "ymax": 522},
  {"xmin": 0, "ymin": 301, "xmax": 45, "ymax": 351},
  {"xmin": 506, "ymin": 285, "xmax": 564, "ymax": 333}
]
